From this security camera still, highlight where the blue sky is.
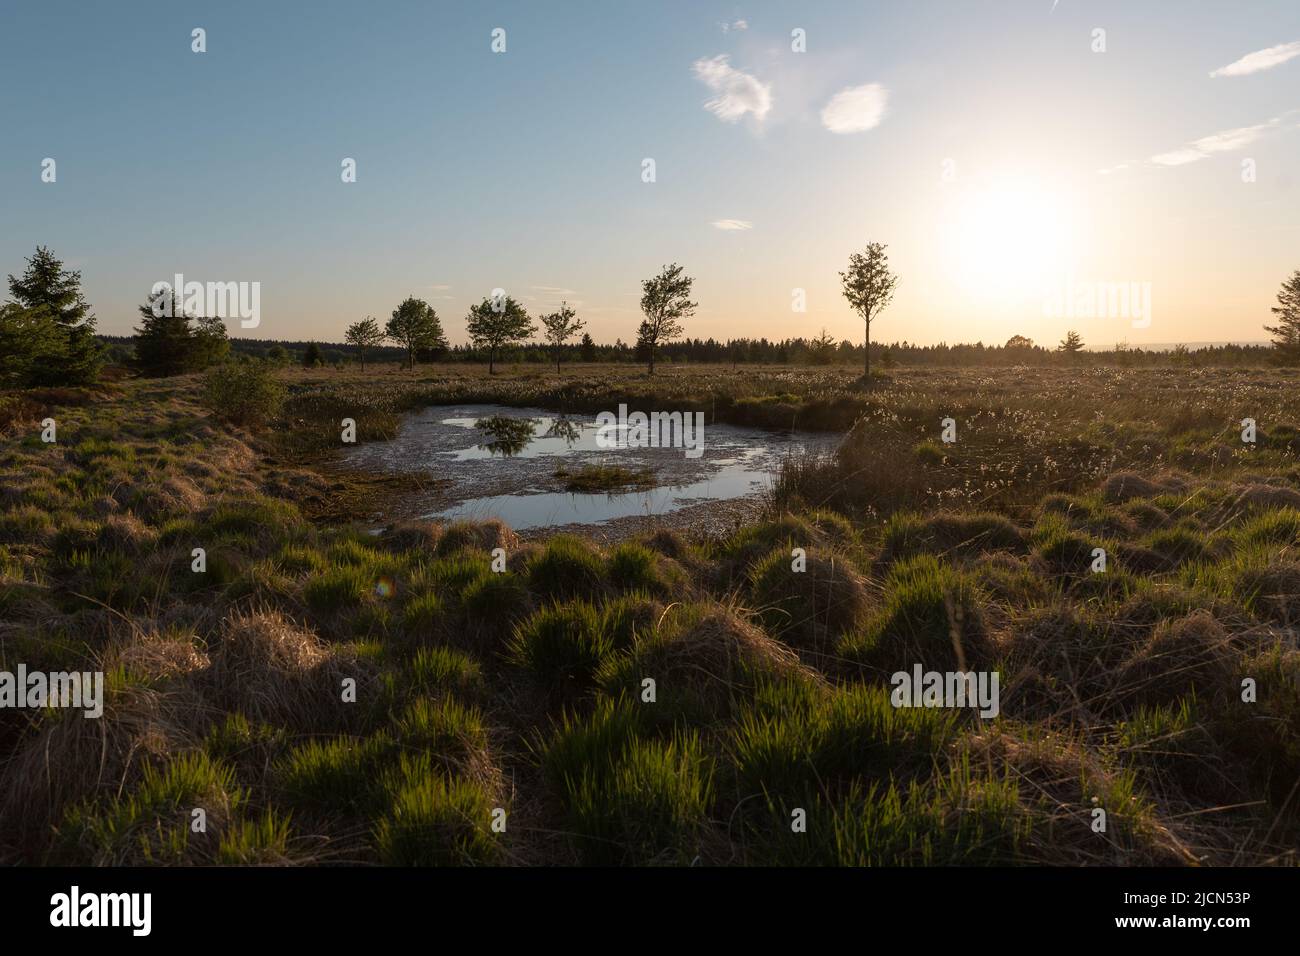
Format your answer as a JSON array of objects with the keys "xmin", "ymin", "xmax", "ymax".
[{"xmin": 2, "ymin": 0, "xmax": 1298, "ymax": 348}]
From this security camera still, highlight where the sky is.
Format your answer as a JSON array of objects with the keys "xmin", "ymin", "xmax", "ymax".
[{"xmin": 2, "ymin": 0, "xmax": 1298, "ymax": 349}]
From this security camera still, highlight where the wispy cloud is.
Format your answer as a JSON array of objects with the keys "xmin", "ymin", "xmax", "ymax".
[
  {"xmin": 1149, "ymin": 117, "xmax": 1284, "ymax": 165},
  {"xmin": 720, "ymin": 19, "xmax": 748, "ymax": 33},
  {"xmin": 531, "ymin": 285, "xmax": 578, "ymax": 296},
  {"xmin": 692, "ymin": 55, "xmax": 772, "ymax": 124},
  {"xmin": 426, "ymin": 284, "xmax": 451, "ymax": 291},
  {"xmin": 820, "ymin": 83, "xmax": 889, "ymax": 134},
  {"xmin": 712, "ymin": 219, "xmax": 753, "ymax": 230},
  {"xmin": 1210, "ymin": 40, "xmax": 1300, "ymax": 77}
]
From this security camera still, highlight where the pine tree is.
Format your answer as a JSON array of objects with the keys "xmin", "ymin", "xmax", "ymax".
[
  {"xmin": 132, "ymin": 290, "xmax": 197, "ymax": 377},
  {"xmin": 6, "ymin": 245, "xmax": 102, "ymax": 384},
  {"xmin": 1058, "ymin": 330, "xmax": 1084, "ymax": 354},
  {"xmin": 0, "ymin": 303, "xmax": 65, "ymax": 387},
  {"xmin": 1264, "ymin": 270, "xmax": 1300, "ymax": 363}
]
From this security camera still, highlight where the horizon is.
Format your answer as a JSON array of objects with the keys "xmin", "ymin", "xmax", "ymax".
[
  {"xmin": 3, "ymin": 0, "xmax": 1298, "ymax": 349},
  {"xmin": 93, "ymin": 330, "xmax": 1279, "ymax": 354}
]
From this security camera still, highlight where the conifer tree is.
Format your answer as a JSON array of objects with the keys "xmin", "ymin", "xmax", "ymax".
[{"xmin": 6, "ymin": 245, "xmax": 103, "ymax": 384}]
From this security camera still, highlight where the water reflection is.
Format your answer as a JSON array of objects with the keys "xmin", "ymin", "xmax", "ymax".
[
  {"xmin": 474, "ymin": 415, "xmax": 538, "ymax": 456},
  {"xmin": 543, "ymin": 417, "xmax": 582, "ymax": 447}
]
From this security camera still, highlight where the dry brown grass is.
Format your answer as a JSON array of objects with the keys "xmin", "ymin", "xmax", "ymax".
[{"xmin": 201, "ymin": 609, "xmax": 374, "ymax": 731}]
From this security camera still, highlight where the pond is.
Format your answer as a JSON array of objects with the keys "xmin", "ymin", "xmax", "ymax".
[{"xmin": 340, "ymin": 404, "xmax": 839, "ymax": 537}]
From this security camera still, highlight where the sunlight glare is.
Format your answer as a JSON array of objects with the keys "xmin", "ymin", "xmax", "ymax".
[{"xmin": 938, "ymin": 180, "xmax": 1079, "ymax": 307}]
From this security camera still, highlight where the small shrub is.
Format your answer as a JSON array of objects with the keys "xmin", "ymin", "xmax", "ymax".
[{"xmin": 201, "ymin": 362, "xmax": 285, "ymax": 427}]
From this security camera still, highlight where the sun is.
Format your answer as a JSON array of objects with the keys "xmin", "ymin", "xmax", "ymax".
[{"xmin": 937, "ymin": 179, "xmax": 1080, "ymax": 306}]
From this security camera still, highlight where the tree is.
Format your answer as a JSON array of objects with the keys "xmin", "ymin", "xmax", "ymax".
[
  {"xmin": 7, "ymin": 245, "xmax": 103, "ymax": 384},
  {"xmin": 1264, "ymin": 270, "xmax": 1300, "ymax": 363},
  {"xmin": 132, "ymin": 289, "xmax": 197, "ymax": 377},
  {"xmin": 0, "ymin": 303, "xmax": 65, "ymax": 387},
  {"xmin": 637, "ymin": 263, "xmax": 696, "ymax": 375},
  {"xmin": 266, "ymin": 345, "xmax": 289, "ymax": 365},
  {"xmin": 539, "ymin": 301, "xmax": 585, "ymax": 373},
  {"xmin": 302, "ymin": 342, "xmax": 323, "ymax": 368},
  {"xmin": 132, "ymin": 288, "xmax": 230, "ymax": 377},
  {"xmin": 344, "ymin": 316, "xmax": 384, "ymax": 370},
  {"xmin": 840, "ymin": 243, "xmax": 898, "ymax": 380},
  {"xmin": 386, "ymin": 297, "xmax": 447, "ymax": 370},
  {"xmin": 192, "ymin": 314, "xmax": 231, "ymax": 368},
  {"xmin": 1058, "ymin": 330, "xmax": 1084, "ymax": 354},
  {"xmin": 579, "ymin": 332, "xmax": 597, "ymax": 363},
  {"xmin": 1005, "ymin": 334, "xmax": 1034, "ymax": 350},
  {"xmin": 809, "ymin": 328, "xmax": 837, "ymax": 365},
  {"xmin": 466, "ymin": 295, "xmax": 534, "ymax": 374}
]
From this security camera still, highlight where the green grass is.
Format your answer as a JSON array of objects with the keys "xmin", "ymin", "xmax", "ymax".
[
  {"xmin": 508, "ymin": 599, "xmax": 614, "ymax": 699},
  {"xmin": 527, "ymin": 534, "xmax": 606, "ymax": 601},
  {"xmin": 554, "ymin": 463, "xmax": 656, "ymax": 493},
  {"xmin": 540, "ymin": 702, "xmax": 712, "ymax": 864},
  {"xmin": 841, "ymin": 554, "xmax": 991, "ymax": 672},
  {"xmin": 373, "ymin": 768, "xmax": 501, "ymax": 866},
  {"xmin": 730, "ymin": 681, "xmax": 955, "ymax": 802},
  {"xmin": 277, "ymin": 734, "xmax": 397, "ymax": 817},
  {"xmin": 55, "ymin": 752, "xmax": 244, "ymax": 865}
]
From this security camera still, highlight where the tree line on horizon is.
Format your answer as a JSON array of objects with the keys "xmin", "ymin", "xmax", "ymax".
[
  {"xmin": 4, "ymin": 244, "xmax": 1300, "ymax": 387},
  {"xmin": 95, "ymin": 330, "xmax": 1283, "ymax": 370}
]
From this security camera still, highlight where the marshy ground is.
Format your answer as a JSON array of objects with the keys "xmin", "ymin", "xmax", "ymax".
[
  {"xmin": 2, "ymin": 362, "xmax": 1300, "ymax": 865},
  {"xmin": 336, "ymin": 400, "xmax": 836, "ymax": 540}
]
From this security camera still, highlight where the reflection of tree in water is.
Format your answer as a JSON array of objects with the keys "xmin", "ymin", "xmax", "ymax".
[
  {"xmin": 474, "ymin": 415, "xmax": 537, "ymax": 456},
  {"xmin": 543, "ymin": 417, "xmax": 581, "ymax": 447}
]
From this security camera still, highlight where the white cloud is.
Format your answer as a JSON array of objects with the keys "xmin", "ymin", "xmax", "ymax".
[
  {"xmin": 712, "ymin": 219, "xmax": 753, "ymax": 230},
  {"xmin": 820, "ymin": 83, "xmax": 889, "ymax": 134},
  {"xmin": 720, "ymin": 19, "xmax": 748, "ymax": 33},
  {"xmin": 1150, "ymin": 118, "xmax": 1280, "ymax": 165},
  {"xmin": 531, "ymin": 285, "xmax": 579, "ymax": 296},
  {"xmin": 692, "ymin": 55, "xmax": 772, "ymax": 123},
  {"xmin": 1210, "ymin": 40, "xmax": 1300, "ymax": 77},
  {"xmin": 1149, "ymin": 148, "xmax": 1205, "ymax": 167}
]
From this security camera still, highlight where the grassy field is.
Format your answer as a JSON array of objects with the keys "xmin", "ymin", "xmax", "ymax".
[{"xmin": 2, "ymin": 361, "xmax": 1300, "ymax": 865}]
